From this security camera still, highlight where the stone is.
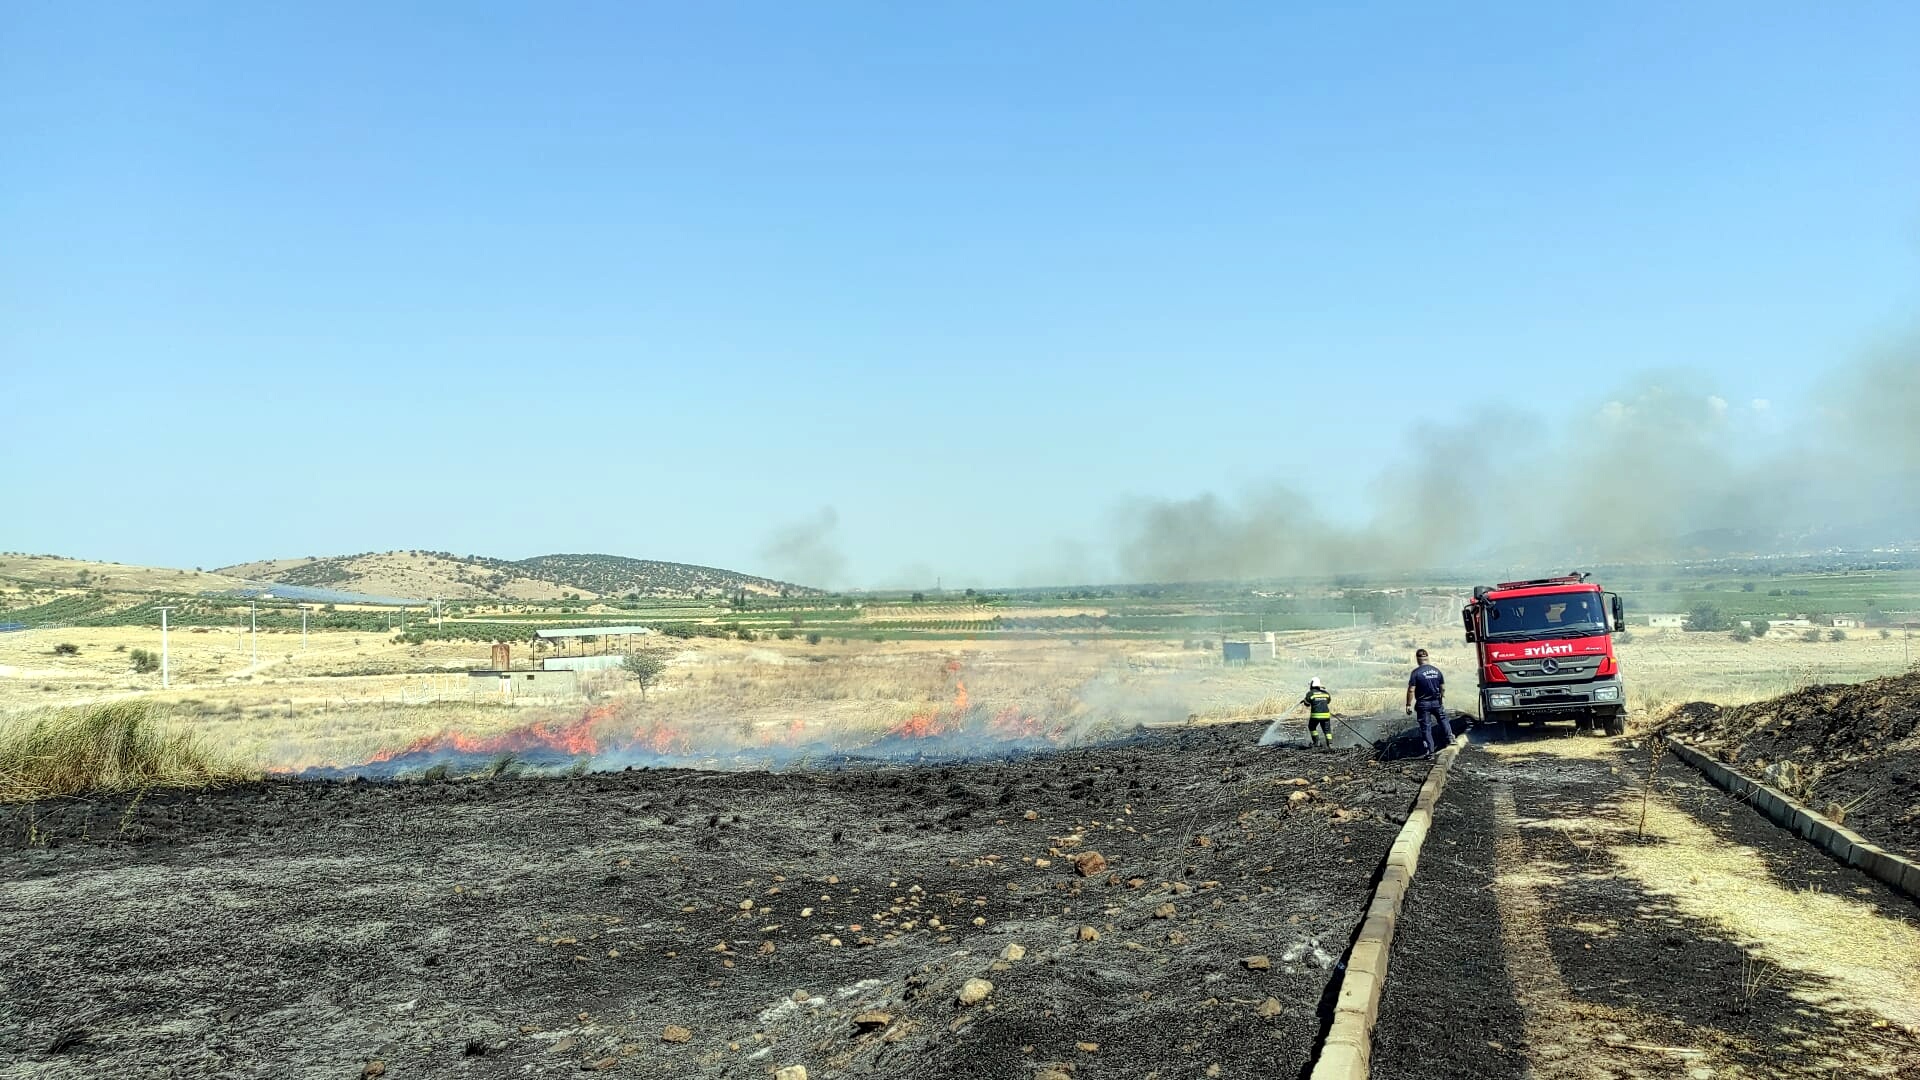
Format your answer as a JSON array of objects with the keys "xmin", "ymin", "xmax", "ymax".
[
  {"xmin": 957, "ymin": 978, "xmax": 994, "ymax": 1006},
  {"xmin": 362, "ymin": 1064, "xmax": 386, "ymax": 1079},
  {"xmin": 853, "ymin": 1011, "xmax": 892, "ymax": 1032},
  {"xmin": 1258, "ymin": 997, "xmax": 1284, "ymax": 1017},
  {"xmin": 1152, "ymin": 903, "xmax": 1177, "ymax": 919},
  {"xmin": 1242, "ymin": 955, "xmax": 1271, "ymax": 971},
  {"xmin": 775, "ymin": 1068, "xmax": 808, "ymax": 1080},
  {"xmin": 1072, "ymin": 851, "xmax": 1108, "ymax": 876},
  {"xmin": 1000, "ymin": 943, "xmax": 1028, "ymax": 961},
  {"xmin": 661, "ymin": 1025, "xmax": 692, "ymax": 1044},
  {"xmin": 1076, "ymin": 925, "xmax": 1101, "ymax": 942}
]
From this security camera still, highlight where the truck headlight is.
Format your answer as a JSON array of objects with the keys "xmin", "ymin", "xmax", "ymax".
[
  {"xmin": 1593, "ymin": 685, "xmax": 1621, "ymax": 701},
  {"xmin": 1489, "ymin": 692, "xmax": 1515, "ymax": 708}
]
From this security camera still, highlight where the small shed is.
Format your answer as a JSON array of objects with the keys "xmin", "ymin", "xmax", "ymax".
[{"xmin": 1647, "ymin": 614, "xmax": 1686, "ymax": 629}]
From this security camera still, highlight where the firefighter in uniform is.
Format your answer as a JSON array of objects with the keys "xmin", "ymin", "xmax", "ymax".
[
  {"xmin": 1405, "ymin": 648, "xmax": 1455, "ymax": 758},
  {"xmin": 1301, "ymin": 678, "xmax": 1334, "ymax": 749}
]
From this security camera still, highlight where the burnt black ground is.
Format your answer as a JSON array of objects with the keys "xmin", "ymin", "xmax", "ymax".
[
  {"xmin": 0, "ymin": 720, "xmax": 1425, "ymax": 1080},
  {"xmin": 1660, "ymin": 672, "xmax": 1920, "ymax": 864},
  {"xmin": 1373, "ymin": 727, "xmax": 1920, "ymax": 1080}
]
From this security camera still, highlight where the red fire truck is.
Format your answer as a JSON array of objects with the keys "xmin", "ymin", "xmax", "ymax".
[{"xmin": 1462, "ymin": 573, "xmax": 1627, "ymax": 735}]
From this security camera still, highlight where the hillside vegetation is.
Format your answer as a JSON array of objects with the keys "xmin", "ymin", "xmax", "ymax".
[
  {"xmin": 0, "ymin": 554, "xmax": 246, "ymax": 595},
  {"xmin": 216, "ymin": 550, "xmax": 813, "ymax": 601}
]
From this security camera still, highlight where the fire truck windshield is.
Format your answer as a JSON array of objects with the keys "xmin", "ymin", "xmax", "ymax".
[{"xmin": 1482, "ymin": 591, "xmax": 1609, "ymax": 640}]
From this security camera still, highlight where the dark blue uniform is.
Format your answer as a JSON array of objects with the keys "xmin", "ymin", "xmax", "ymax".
[{"xmin": 1408, "ymin": 663, "xmax": 1455, "ymax": 755}]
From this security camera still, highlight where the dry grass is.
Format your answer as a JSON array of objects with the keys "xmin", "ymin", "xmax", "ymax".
[
  {"xmin": 0, "ymin": 699, "xmax": 257, "ymax": 802},
  {"xmin": 1610, "ymin": 794, "xmax": 1920, "ymax": 1029},
  {"xmin": 3, "ymin": 620, "xmax": 1910, "ymax": 772}
]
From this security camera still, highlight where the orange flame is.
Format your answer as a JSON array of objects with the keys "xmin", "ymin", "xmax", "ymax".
[
  {"xmin": 884, "ymin": 674, "xmax": 973, "ymax": 740},
  {"xmin": 366, "ymin": 707, "xmax": 607, "ymax": 763}
]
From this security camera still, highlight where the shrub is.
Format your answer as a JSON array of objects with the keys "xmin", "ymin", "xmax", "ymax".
[
  {"xmin": 1801, "ymin": 630, "xmax": 1822, "ymax": 643},
  {"xmin": 623, "ymin": 650, "xmax": 667, "ymax": 697},
  {"xmin": 129, "ymin": 648, "xmax": 159, "ymax": 674},
  {"xmin": 1730, "ymin": 630, "xmax": 1752, "ymax": 643},
  {"xmin": 1829, "ymin": 629, "xmax": 1847, "ymax": 642},
  {"xmin": 806, "ymin": 632, "xmax": 822, "ymax": 646},
  {"xmin": 52, "ymin": 643, "xmax": 79, "ymax": 656},
  {"xmin": 774, "ymin": 628, "xmax": 795, "ymax": 640},
  {"xmin": 1685, "ymin": 604, "xmax": 1726, "ymax": 632},
  {"xmin": 0, "ymin": 700, "xmax": 254, "ymax": 802},
  {"xmin": 1750, "ymin": 619, "xmax": 1771, "ymax": 638},
  {"xmin": 1881, "ymin": 629, "xmax": 1893, "ymax": 639}
]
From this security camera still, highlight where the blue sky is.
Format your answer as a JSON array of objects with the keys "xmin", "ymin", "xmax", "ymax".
[{"xmin": 4, "ymin": 3, "xmax": 1917, "ymax": 587}]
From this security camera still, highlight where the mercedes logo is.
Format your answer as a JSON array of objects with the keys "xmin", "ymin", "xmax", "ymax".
[{"xmin": 1539, "ymin": 658, "xmax": 1561, "ymax": 674}]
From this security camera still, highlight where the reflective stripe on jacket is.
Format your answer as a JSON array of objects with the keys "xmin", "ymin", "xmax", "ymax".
[{"xmin": 1304, "ymin": 690, "xmax": 1332, "ymax": 719}]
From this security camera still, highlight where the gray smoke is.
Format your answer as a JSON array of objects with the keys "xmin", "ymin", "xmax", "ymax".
[
  {"xmin": 758, "ymin": 506, "xmax": 849, "ymax": 590},
  {"xmin": 1117, "ymin": 340, "xmax": 1920, "ymax": 581}
]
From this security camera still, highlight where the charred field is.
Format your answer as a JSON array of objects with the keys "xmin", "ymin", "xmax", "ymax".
[
  {"xmin": 1657, "ymin": 670, "xmax": 1920, "ymax": 862},
  {"xmin": 0, "ymin": 719, "xmax": 1427, "ymax": 1079}
]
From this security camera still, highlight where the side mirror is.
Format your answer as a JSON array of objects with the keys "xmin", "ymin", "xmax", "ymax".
[
  {"xmin": 1609, "ymin": 593, "xmax": 1624, "ymax": 632},
  {"xmin": 1462, "ymin": 609, "xmax": 1476, "ymax": 643}
]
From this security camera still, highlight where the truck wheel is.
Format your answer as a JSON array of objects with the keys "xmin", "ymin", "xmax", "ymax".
[{"xmin": 1604, "ymin": 712, "xmax": 1626, "ymax": 737}]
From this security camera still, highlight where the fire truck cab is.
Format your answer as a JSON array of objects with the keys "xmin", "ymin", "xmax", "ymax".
[{"xmin": 1462, "ymin": 573, "xmax": 1627, "ymax": 736}]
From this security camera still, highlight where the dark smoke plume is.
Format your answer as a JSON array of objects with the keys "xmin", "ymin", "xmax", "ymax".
[
  {"xmin": 1116, "ymin": 340, "xmax": 1920, "ymax": 581},
  {"xmin": 758, "ymin": 506, "xmax": 849, "ymax": 589}
]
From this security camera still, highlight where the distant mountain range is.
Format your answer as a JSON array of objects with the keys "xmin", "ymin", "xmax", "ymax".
[{"xmin": 215, "ymin": 551, "xmax": 815, "ymax": 601}]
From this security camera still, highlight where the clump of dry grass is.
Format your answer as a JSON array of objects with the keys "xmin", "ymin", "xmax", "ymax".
[{"xmin": 0, "ymin": 699, "xmax": 256, "ymax": 802}]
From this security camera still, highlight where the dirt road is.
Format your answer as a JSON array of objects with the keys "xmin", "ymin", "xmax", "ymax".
[
  {"xmin": 0, "ymin": 722, "xmax": 1425, "ymax": 1079},
  {"xmin": 1372, "ymin": 729, "xmax": 1920, "ymax": 1079}
]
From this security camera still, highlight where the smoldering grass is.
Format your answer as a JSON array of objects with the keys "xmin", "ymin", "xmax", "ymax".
[{"xmin": 0, "ymin": 699, "xmax": 257, "ymax": 802}]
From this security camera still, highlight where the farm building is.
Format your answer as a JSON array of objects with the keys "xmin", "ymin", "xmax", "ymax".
[{"xmin": 1646, "ymin": 613, "xmax": 1686, "ymax": 629}]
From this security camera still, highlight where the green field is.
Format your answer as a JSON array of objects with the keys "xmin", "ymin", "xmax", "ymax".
[{"xmin": 10, "ymin": 555, "xmax": 1917, "ymax": 645}]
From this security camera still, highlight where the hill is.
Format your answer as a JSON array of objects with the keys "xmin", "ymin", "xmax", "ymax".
[
  {"xmin": 0, "ymin": 554, "xmax": 247, "ymax": 595},
  {"xmin": 215, "ymin": 550, "xmax": 813, "ymax": 601}
]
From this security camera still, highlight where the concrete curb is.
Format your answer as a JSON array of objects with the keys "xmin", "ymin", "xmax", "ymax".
[
  {"xmin": 1307, "ymin": 737, "xmax": 1465, "ymax": 1080},
  {"xmin": 1665, "ymin": 737, "xmax": 1920, "ymax": 901}
]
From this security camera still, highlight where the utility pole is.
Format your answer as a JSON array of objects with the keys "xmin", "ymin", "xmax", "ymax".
[
  {"xmin": 157, "ymin": 605, "xmax": 175, "ymax": 689},
  {"xmin": 250, "ymin": 601, "xmax": 258, "ymax": 667}
]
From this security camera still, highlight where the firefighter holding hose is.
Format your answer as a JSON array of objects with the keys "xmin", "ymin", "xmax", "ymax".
[{"xmin": 1301, "ymin": 678, "xmax": 1335, "ymax": 749}]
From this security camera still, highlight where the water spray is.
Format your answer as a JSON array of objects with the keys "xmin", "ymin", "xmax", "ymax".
[{"xmin": 1257, "ymin": 703, "xmax": 1304, "ymax": 746}]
